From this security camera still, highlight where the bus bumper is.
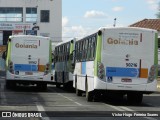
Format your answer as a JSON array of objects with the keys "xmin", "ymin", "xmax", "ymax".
[
  {"xmin": 94, "ymin": 77, "xmax": 157, "ymax": 92},
  {"xmin": 6, "ymin": 71, "xmax": 53, "ymax": 82}
]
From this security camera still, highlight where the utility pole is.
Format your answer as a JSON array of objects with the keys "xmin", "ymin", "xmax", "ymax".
[{"xmin": 113, "ymin": 18, "xmax": 117, "ymax": 27}]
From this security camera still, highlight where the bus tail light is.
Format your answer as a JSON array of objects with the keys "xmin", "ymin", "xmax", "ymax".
[
  {"xmin": 97, "ymin": 62, "xmax": 105, "ymax": 81},
  {"xmin": 148, "ymin": 65, "xmax": 157, "ymax": 83},
  {"xmin": 44, "ymin": 63, "xmax": 50, "ymax": 75},
  {"xmin": 9, "ymin": 61, "xmax": 14, "ymax": 74}
]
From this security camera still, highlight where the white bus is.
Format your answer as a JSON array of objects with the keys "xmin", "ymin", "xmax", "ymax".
[
  {"xmin": 73, "ymin": 27, "xmax": 158, "ymax": 103},
  {"xmin": 2, "ymin": 35, "xmax": 53, "ymax": 90},
  {"xmin": 54, "ymin": 39, "xmax": 75, "ymax": 89},
  {"xmin": 51, "ymin": 41, "xmax": 60, "ymax": 80},
  {"xmin": 158, "ymin": 36, "xmax": 160, "ymax": 76}
]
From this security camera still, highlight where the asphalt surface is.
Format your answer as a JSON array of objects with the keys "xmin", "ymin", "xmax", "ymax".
[{"xmin": 0, "ymin": 71, "xmax": 160, "ymax": 120}]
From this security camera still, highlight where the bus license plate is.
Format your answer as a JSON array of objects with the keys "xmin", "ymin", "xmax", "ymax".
[
  {"xmin": 25, "ymin": 72, "xmax": 33, "ymax": 75},
  {"xmin": 121, "ymin": 78, "xmax": 132, "ymax": 82}
]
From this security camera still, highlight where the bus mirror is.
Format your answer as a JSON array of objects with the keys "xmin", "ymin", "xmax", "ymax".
[
  {"xmin": 2, "ymin": 51, "xmax": 6, "ymax": 60},
  {"xmin": 71, "ymin": 40, "xmax": 74, "ymax": 43},
  {"xmin": 98, "ymin": 30, "xmax": 102, "ymax": 35}
]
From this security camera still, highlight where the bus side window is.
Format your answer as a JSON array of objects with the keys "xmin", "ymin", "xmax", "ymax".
[
  {"xmin": 61, "ymin": 45, "xmax": 63, "ymax": 62},
  {"xmin": 82, "ymin": 40, "xmax": 86, "ymax": 61},
  {"xmin": 68, "ymin": 43, "xmax": 70, "ymax": 60},
  {"xmin": 92, "ymin": 36, "xmax": 96, "ymax": 59},
  {"xmin": 75, "ymin": 43, "xmax": 77, "ymax": 61},
  {"xmin": 76, "ymin": 42, "xmax": 80, "ymax": 62},
  {"xmin": 54, "ymin": 48, "xmax": 57, "ymax": 62},
  {"xmin": 63, "ymin": 44, "xmax": 65, "ymax": 61},
  {"xmin": 87, "ymin": 38, "xmax": 92, "ymax": 60},
  {"xmin": 90, "ymin": 38, "xmax": 94, "ymax": 60},
  {"xmin": 56, "ymin": 47, "xmax": 58, "ymax": 62},
  {"xmin": 158, "ymin": 38, "xmax": 160, "ymax": 48},
  {"xmin": 58, "ymin": 47, "xmax": 60, "ymax": 62},
  {"xmin": 80, "ymin": 41, "xmax": 83, "ymax": 62},
  {"xmin": 56, "ymin": 48, "xmax": 58, "ymax": 62},
  {"xmin": 66, "ymin": 43, "xmax": 68, "ymax": 61},
  {"xmin": 76, "ymin": 42, "xmax": 78, "ymax": 62},
  {"xmin": 61, "ymin": 45, "xmax": 64, "ymax": 62},
  {"xmin": 59, "ymin": 46, "xmax": 61, "ymax": 62},
  {"xmin": 85, "ymin": 39, "xmax": 88, "ymax": 61},
  {"xmin": 63, "ymin": 45, "xmax": 65, "ymax": 61}
]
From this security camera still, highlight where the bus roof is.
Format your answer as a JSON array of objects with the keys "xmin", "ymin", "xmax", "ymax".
[
  {"xmin": 75, "ymin": 27, "xmax": 157, "ymax": 42},
  {"xmin": 9, "ymin": 35, "xmax": 50, "ymax": 40},
  {"xmin": 98, "ymin": 27, "xmax": 157, "ymax": 32},
  {"xmin": 56, "ymin": 38, "xmax": 76, "ymax": 47}
]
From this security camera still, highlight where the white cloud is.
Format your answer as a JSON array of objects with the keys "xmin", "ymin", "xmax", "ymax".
[
  {"xmin": 62, "ymin": 17, "xmax": 69, "ymax": 27},
  {"xmin": 146, "ymin": 0, "xmax": 158, "ymax": 10},
  {"xmin": 147, "ymin": 0, "xmax": 156, "ymax": 4},
  {"xmin": 112, "ymin": 6, "xmax": 124, "ymax": 12},
  {"xmin": 84, "ymin": 10, "xmax": 107, "ymax": 18},
  {"xmin": 150, "ymin": 4, "xmax": 158, "ymax": 10},
  {"xmin": 63, "ymin": 25, "xmax": 97, "ymax": 41}
]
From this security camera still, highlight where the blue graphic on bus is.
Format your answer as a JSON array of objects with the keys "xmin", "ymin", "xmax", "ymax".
[
  {"xmin": 14, "ymin": 64, "xmax": 38, "ymax": 71},
  {"xmin": 81, "ymin": 62, "xmax": 86, "ymax": 75},
  {"xmin": 106, "ymin": 67, "xmax": 139, "ymax": 77}
]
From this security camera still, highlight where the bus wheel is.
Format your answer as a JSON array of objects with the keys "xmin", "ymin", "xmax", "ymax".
[
  {"xmin": 64, "ymin": 82, "xmax": 74, "ymax": 91},
  {"xmin": 85, "ymin": 80, "xmax": 93, "ymax": 102},
  {"xmin": 37, "ymin": 83, "xmax": 47, "ymax": 91},
  {"xmin": 56, "ymin": 83, "xmax": 61, "ymax": 88},
  {"xmin": 6, "ymin": 80, "xmax": 16, "ymax": 89},
  {"xmin": 127, "ymin": 92, "xmax": 143, "ymax": 104},
  {"xmin": 6, "ymin": 81, "xmax": 11, "ymax": 89},
  {"xmin": 42, "ymin": 83, "xmax": 47, "ymax": 90}
]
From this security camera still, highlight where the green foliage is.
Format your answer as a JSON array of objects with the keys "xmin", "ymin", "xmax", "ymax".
[{"xmin": 156, "ymin": 2, "xmax": 160, "ymax": 18}]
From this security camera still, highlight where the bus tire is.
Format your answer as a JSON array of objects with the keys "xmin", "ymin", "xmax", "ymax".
[
  {"xmin": 85, "ymin": 79, "xmax": 93, "ymax": 102},
  {"xmin": 55, "ymin": 72, "xmax": 57, "ymax": 82},
  {"xmin": 6, "ymin": 80, "xmax": 16, "ymax": 89},
  {"xmin": 37, "ymin": 83, "xmax": 47, "ymax": 91},
  {"xmin": 76, "ymin": 88, "xmax": 82, "ymax": 96},
  {"xmin": 75, "ymin": 76, "xmax": 82, "ymax": 96},
  {"xmin": 56, "ymin": 83, "xmax": 61, "ymax": 88},
  {"xmin": 6, "ymin": 80, "xmax": 11, "ymax": 89},
  {"xmin": 127, "ymin": 92, "xmax": 143, "ymax": 104},
  {"xmin": 64, "ymin": 81, "xmax": 73, "ymax": 91},
  {"xmin": 42, "ymin": 83, "xmax": 47, "ymax": 90}
]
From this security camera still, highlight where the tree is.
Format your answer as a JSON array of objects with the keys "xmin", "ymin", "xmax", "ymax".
[{"xmin": 156, "ymin": 2, "xmax": 160, "ymax": 18}]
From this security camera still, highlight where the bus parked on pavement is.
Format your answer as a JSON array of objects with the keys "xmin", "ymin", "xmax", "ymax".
[
  {"xmin": 2, "ymin": 35, "xmax": 53, "ymax": 90},
  {"xmin": 158, "ymin": 36, "xmax": 160, "ymax": 76},
  {"xmin": 73, "ymin": 27, "xmax": 158, "ymax": 104},
  {"xmin": 54, "ymin": 38, "xmax": 76, "ymax": 89}
]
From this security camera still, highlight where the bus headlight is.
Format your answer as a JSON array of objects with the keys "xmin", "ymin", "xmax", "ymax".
[
  {"xmin": 8, "ymin": 61, "xmax": 14, "ymax": 74},
  {"xmin": 97, "ymin": 62, "xmax": 106, "ymax": 82},
  {"xmin": 44, "ymin": 63, "xmax": 50, "ymax": 75}
]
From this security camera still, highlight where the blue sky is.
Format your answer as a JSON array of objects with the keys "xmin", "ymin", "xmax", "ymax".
[{"xmin": 62, "ymin": 0, "xmax": 159, "ymax": 41}]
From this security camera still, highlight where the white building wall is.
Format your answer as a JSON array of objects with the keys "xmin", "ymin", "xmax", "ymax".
[{"xmin": 0, "ymin": 0, "xmax": 62, "ymax": 42}]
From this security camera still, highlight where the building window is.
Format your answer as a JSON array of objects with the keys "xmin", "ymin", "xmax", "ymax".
[
  {"xmin": 26, "ymin": 8, "xmax": 37, "ymax": 22},
  {"xmin": 40, "ymin": 10, "xmax": 49, "ymax": 22},
  {"xmin": 0, "ymin": 7, "xmax": 23, "ymax": 22}
]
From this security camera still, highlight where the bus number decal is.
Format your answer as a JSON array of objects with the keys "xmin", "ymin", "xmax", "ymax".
[
  {"xmin": 126, "ymin": 63, "xmax": 137, "ymax": 67},
  {"xmin": 29, "ymin": 61, "xmax": 37, "ymax": 64}
]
